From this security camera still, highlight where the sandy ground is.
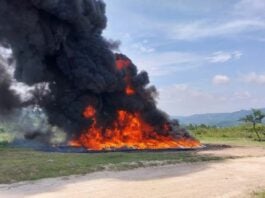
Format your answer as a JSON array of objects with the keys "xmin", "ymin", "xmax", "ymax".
[{"xmin": 0, "ymin": 146, "xmax": 265, "ymax": 198}]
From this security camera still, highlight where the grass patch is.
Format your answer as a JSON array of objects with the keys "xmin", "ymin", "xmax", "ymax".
[
  {"xmin": 189, "ymin": 125, "xmax": 265, "ymax": 147},
  {"xmin": 1, "ymin": 123, "xmax": 264, "ymax": 184},
  {"xmin": 199, "ymin": 137, "xmax": 265, "ymax": 147},
  {"xmin": 0, "ymin": 147, "xmax": 222, "ymax": 184},
  {"xmin": 252, "ymin": 190, "xmax": 265, "ymax": 198}
]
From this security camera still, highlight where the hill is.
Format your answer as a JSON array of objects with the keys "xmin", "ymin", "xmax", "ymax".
[{"xmin": 174, "ymin": 108, "xmax": 265, "ymax": 127}]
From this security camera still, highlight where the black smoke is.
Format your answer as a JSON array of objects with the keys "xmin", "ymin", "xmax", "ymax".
[
  {"xmin": 0, "ymin": 0, "xmax": 187, "ymax": 142},
  {"xmin": 0, "ymin": 55, "xmax": 21, "ymax": 114}
]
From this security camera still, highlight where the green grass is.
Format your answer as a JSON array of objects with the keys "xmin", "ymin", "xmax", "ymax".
[
  {"xmin": 190, "ymin": 125, "xmax": 265, "ymax": 147},
  {"xmin": 0, "ymin": 147, "xmax": 222, "ymax": 184},
  {"xmin": 199, "ymin": 137, "xmax": 265, "ymax": 147},
  {"xmin": 1, "ymin": 124, "xmax": 264, "ymax": 184}
]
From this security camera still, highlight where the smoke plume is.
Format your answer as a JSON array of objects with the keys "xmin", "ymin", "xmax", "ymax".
[
  {"xmin": 0, "ymin": 0, "xmax": 191, "ymax": 144},
  {"xmin": 0, "ymin": 55, "xmax": 21, "ymax": 114}
]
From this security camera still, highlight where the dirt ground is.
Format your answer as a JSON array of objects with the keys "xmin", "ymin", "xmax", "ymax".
[{"xmin": 0, "ymin": 146, "xmax": 265, "ymax": 198}]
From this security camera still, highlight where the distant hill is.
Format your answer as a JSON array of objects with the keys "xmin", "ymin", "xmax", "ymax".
[{"xmin": 174, "ymin": 108, "xmax": 265, "ymax": 127}]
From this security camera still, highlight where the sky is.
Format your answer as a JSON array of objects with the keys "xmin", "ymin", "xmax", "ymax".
[{"xmin": 103, "ymin": 0, "xmax": 265, "ymax": 116}]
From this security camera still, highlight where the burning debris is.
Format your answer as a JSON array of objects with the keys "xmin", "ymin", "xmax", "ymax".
[
  {"xmin": 70, "ymin": 106, "xmax": 199, "ymax": 150},
  {"xmin": 70, "ymin": 55, "xmax": 200, "ymax": 150},
  {"xmin": 0, "ymin": 0, "xmax": 200, "ymax": 150}
]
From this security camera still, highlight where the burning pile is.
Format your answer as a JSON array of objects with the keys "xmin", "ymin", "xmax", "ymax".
[
  {"xmin": 70, "ymin": 55, "xmax": 200, "ymax": 150},
  {"xmin": 70, "ymin": 106, "xmax": 200, "ymax": 150},
  {"xmin": 0, "ymin": 0, "xmax": 200, "ymax": 150}
]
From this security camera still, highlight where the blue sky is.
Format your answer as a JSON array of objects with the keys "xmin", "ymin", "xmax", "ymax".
[{"xmin": 104, "ymin": 0, "xmax": 265, "ymax": 116}]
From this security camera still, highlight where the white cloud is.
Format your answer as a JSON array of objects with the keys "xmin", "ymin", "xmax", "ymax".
[
  {"xmin": 132, "ymin": 42, "xmax": 155, "ymax": 53},
  {"xmin": 166, "ymin": 0, "xmax": 265, "ymax": 41},
  {"xmin": 171, "ymin": 19, "xmax": 265, "ymax": 41},
  {"xmin": 207, "ymin": 51, "xmax": 242, "ymax": 63},
  {"xmin": 233, "ymin": 91, "xmax": 251, "ymax": 100},
  {"xmin": 242, "ymin": 72, "xmax": 265, "ymax": 84},
  {"xmin": 158, "ymin": 84, "xmax": 263, "ymax": 116},
  {"xmin": 208, "ymin": 52, "xmax": 232, "ymax": 63},
  {"xmin": 106, "ymin": 0, "xmax": 265, "ymax": 43},
  {"xmin": 128, "ymin": 50, "xmax": 241, "ymax": 77},
  {"xmin": 128, "ymin": 51, "xmax": 203, "ymax": 77},
  {"xmin": 234, "ymin": 0, "xmax": 265, "ymax": 18},
  {"xmin": 212, "ymin": 75, "xmax": 230, "ymax": 85},
  {"xmin": 233, "ymin": 51, "xmax": 243, "ymax": 59}
]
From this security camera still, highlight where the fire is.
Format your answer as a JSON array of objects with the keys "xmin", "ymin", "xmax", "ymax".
[
  {"xmin": 69, "ymin": 55, "xmax": 201, "ymax": 151},
  {"xmin": 116, "ymin": 55, "xmax": 136, "ymax": 96},
  {"xmin": 116, "ymin": 58, "xmax": 131, "ymax": 70},
  {"xmin": 70, "ymin": 106, "xmax": 200, "ymax": 150},
  {"xmin": 83, "ymin": 106, "xmax": 96, "ymax": 118},
  {"xmin": 125, "ymin": 86, "xmax": 135, "ymax": 95}
]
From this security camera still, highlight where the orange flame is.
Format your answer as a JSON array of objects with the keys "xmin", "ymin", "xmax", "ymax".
[
  {"xmin": 69, "ymin": 56, "xmax": 201, "ymax": 150},
  {"xmin": 116, "ymin": 57, "xmax": 136, "ymax": 96},
  {"xmin": 116, "ymin": 59, "xmax": 131, "ymax": 70},
  {"xmin": 70, "ymin": 106, "xmax": 201, "ymax": 150},
  {"xmin": 125, "ymin": 86, "xmax": 135, "ymax": 95},
  {"xmin": 83, "ymin": 106, "xmax": 96, "ymax": 118}
]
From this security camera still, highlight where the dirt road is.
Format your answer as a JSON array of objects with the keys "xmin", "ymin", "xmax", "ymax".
[{"xmin": 1, "ymin": 147, "xmax": 265, "ymax": 198}]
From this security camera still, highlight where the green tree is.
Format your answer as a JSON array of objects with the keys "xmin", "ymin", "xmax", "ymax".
[{"xmin": 240, "ymin": 109, "xmax": 265, "ymax": 141}]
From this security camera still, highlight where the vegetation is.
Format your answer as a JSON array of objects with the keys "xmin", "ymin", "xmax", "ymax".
[
  {"xmin": 240, "ymin": 109, "xmax": 265, "ymax": 141},
  {"xmin": 0, "ymin": 147, "xmax": 223, "ymax": 184},
  {"xmin": 188, "ymin": 124, "xmax": 265, "ymax": 146},
  {"xmin": 0, "ymin": 127, "xmax": 12, "ymax": 146},
  {"xmin": 0, "ymin": 109, "xmax": 264, "ymax": 184},
  {"xmin": 186, "ymin": 108, "xmax": 265, "ymax": 145},
  {"xmin": 252, "ymin": 190, "xmax": 265, "ymax": 198}
]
